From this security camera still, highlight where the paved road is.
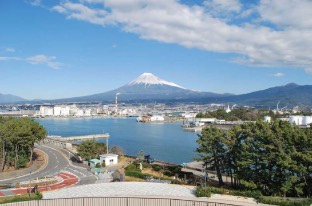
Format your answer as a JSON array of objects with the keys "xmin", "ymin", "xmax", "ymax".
[{"xmin": 0, "ymin": 144, "xmax": 97, "ymax": 185}]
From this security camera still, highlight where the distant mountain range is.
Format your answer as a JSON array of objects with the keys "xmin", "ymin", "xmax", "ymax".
[
  {"xmin": 219, "ymin": 83, "xmax": 312, "ymax": 108},
  {"xmin": 56, "ymin": 73, "xmax": 232, "ymax": 103},
  {"xmin": 1, "ymin": 73, "xmax": 312, "ymax": 108},
  {"xmin": 0, "ymin": 93, "xmax": 26, "ymax": 104}
]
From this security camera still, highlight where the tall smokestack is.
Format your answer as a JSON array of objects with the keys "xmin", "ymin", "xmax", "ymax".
[{"xmin": 115, "ymin": 93, "xmax": 120, "ymax": 115}]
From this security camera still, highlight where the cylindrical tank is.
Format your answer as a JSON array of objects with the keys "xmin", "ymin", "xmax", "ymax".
[
  {"xmin": 303, "ymin": 116, "xmax": 312, "ymax": 126},
  {"xmin": 289, "ymin": 115, "xmax": 303, "ymax": 125}
]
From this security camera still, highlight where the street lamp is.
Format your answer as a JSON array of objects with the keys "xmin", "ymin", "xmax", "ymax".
[{"xmin": 28, "ymin": 170, "xmax": 32, "ymax": 196}]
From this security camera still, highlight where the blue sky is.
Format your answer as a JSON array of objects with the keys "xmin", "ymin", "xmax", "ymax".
[{"xmin": 1, "ymin": 0, "xmax": 312, "ymax": 100}]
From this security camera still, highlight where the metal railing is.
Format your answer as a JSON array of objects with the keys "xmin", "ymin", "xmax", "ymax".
[{"xmin": 0, "ymin": 197, "xmax": 248, "ymax": 206}]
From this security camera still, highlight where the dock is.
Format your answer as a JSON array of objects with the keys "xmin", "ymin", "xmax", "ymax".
[
  {"xmin": 183, "ymin": 127, "xmax": 203, "ymax": 132},
  {"xmin": 47, "ymin": 134, "xmax": 110, "ymax": 142},
  {"xmin": 45, "ymin": 134, "xmax": 110, "ymax": 149}
]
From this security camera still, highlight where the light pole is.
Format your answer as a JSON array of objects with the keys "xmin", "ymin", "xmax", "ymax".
[{"xmin": 28, "ymin": 170, "xmax": 32, "ymax": 196}]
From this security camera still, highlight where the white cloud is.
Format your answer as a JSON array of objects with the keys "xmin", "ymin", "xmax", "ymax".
[
  {"xmin": 258, "ymin": 0, "xmax": 312, "ymax": 29},
  {"xmin": 52, "ymin": 3, "xmax": 109, "ymax": 25},
  {"xmin": 304, "ymin": 68, "xmax": 312, "ymax": 74},
  {"xmin": 52, "ymin": 5, "xmax": 67, "ymax": 13},
  {"xmin": 0, "ymin": 54, "xmax": 63, "ymax": 69},
  {"xmin": 204, "ymin": 0, "xmax": 242, "ymax": 13},
  {"xmin": 26, "ymin": 55, "xmax": 63, "ymax": 69},
  {"xmin": 52, "ymin": 0, "xmax": 312, "ymax": 73},
  {"xmin": 5, "ymin": 48, "xmax": 15, "ymax": 52},
  {"xmin": 273, "ymin": 72, "xmax": 285, "ymax": 77},
  {"xmin": 29, "ymin": 0, "xmax": 42, "ymax": 6}
]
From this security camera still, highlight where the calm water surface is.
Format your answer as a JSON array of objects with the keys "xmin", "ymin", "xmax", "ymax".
[{"xmin": 35, "ymin": 118, "xmax": 199, "ymax": 164}]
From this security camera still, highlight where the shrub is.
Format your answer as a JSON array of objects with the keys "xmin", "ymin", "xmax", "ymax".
[
  {"xmin": 101, "ymin": 161, "xmax": 106, "ymax": 167},
  {"xmin": 259, "ymin": 196, "xmax": 312, "ymax": 206},
  {"xmin": 231, "ymin": 190, "xmax": 262, "ymax": 200},
  {"xmin": 142, "ymin": 162, "xmax": 150, "ymax": 168},
  {"xmin": 197, "ymin": 186, "xmax": 262, "ymax": 201},
  {"xmin": 163, "ymin": 170, "xmax": 173, "ymax": 176},
  {"xmin": 125, "ymin": 164, "xmax": 139, "ymax": 171},
  {"xmin": 95, "ymin": 163, "xmax": 101, "ymax": 168},
  {"xmin": 207, "ymin": 187, "xmax": 228, "ymax": 194},
  {"xmin": 16, "ymin": 155, "xmax": 28, "ymax": 169},
  {"xmin": 195, "ymin": 186, "xmax": 211, "ymax": 197},
  {"xmin": 151, "ymin": 164, "xmax": 161, "ymax": 171},
  {"xmin": 125, "ymin": 170, "xmax": 152, "ymax": 179},
  {"xmin": 166, "ymin": 165, "xmax": 182, "ymax": 173}
]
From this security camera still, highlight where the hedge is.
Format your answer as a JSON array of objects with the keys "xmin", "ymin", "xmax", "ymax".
[
  {"xmin": 259, "ymin": 196, "xmax": 312, "ymax": 206},
  {"xmin": 0, "ymin": 192, "xmax": 42, "ymax": 204}
]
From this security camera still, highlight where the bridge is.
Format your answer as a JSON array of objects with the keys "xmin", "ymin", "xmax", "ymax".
[{"xmin": 45, "ymin": 134, "xmax": 110, "ymax": 149}]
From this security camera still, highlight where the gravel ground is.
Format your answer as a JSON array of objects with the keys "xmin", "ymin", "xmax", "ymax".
[{"xmin": 43, "ymin": 182, "xmax": 196, "ymax": 199}]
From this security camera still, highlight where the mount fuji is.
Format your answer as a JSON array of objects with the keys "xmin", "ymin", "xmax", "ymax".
[{"xmin": 57, "ymin": 73, "xmax": 232, "ymax": 103}]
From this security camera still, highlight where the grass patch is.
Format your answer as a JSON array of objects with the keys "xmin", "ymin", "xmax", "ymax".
[
  {"xmin": 0, "ymin": 192, "xmax": 42, "ymax": 204},
  {"xmin": 125, "ymin": 163, "xmax": 183, "ymax": 184}
]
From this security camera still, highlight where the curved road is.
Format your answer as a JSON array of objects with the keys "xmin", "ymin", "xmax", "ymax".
[{"xmin": 0, "ymin": 145, "xmax": 97, "ymax": 185}]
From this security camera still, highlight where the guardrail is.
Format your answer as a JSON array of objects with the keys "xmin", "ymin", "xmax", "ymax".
[{"xmin": 0, "ymin": 197, "xmax": 249, "ymax": 206}]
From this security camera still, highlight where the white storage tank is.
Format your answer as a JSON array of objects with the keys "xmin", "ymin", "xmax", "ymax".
[
  {"xmin": 289, "ymin": 115, "xmax": 303, "ymax": 125},
  {"xmin": 302, "ymin": 116, "xmax": 312, "ymax": 126}
]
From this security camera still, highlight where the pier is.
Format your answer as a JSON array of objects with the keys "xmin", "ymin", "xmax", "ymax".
[{"xmin": 45, "ymin": 134, "xmax": 110, "ymax": 149}]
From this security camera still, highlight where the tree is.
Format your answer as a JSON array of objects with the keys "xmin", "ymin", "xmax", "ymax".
[
  {"xmin": 196, "ymin": 126, "xmax": 227, "ymax": 185},
  {"xmin": 0, "ymin": 117, "xmax": 46, "ymax": 171},
  {"xmin": 76, "ymin": 140, "xmax": 98, "ymax": 161},
  {"xmin": 137, "ymin": 150, "xmax": 145, "ymax": 161},
  {"xmin": 110, "ymin": 146, "xmax": 124, "ymax": 156},
  {"xmin": 95, "ymin": 142, "xmax": 107, "ymax": 156},
  {"xmin": 195, "ymin": 119, "xmax": 312, "ymax": 197}
]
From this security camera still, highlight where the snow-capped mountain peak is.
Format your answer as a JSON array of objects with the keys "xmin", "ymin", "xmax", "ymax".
[{"xmin": 128, "ymin": 73, "xmax": 185, "ymax": 89}]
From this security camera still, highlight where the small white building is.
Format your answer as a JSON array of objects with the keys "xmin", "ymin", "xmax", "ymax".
[
  {"xmin": 150, "ymin": 115, "xmax": 165, "ymax": 122},
  {"xmin": 84, "ymin": 108, "xmax": 92, "ymax": 117},
  {"xmin": 264, "ymin": 116, "xmax": 271, "ymax": 123},
  {"xmin": 100, "ymin": 154, "xmax": 118, "ymax": 166},
  {"xmin": 196, "ymin": 118, "xmax": 217, "ymax": 125}
]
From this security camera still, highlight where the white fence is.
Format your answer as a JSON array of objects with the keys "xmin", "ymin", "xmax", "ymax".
[{"xmin": 2, "ymin": 197, "xmax": 246, "ymax": 206}]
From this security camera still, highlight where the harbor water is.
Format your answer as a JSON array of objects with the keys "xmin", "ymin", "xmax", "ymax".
[{"xmin": 35, "ymin": 118, "xmax": 199, "ymax": 164}]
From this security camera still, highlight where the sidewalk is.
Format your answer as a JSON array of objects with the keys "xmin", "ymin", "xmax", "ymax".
[{"xmin": 0, "ymin": 149, "xmax": 47, "ymax": 182}]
